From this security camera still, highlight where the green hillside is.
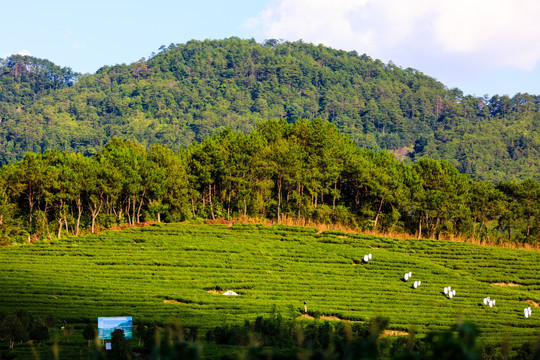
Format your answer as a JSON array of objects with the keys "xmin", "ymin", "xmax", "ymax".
[
  {"xmin": 1, "ymin": 38, "xmax": 539, "ymax": 182},
  {"xmin": 1, "ymin": 223, "xmax": 539, "ymax": 356}
]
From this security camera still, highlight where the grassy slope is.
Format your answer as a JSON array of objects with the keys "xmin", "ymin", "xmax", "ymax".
[{"xmin": 1, "ymin": 223, "xmax": 539, "ymax": 347}]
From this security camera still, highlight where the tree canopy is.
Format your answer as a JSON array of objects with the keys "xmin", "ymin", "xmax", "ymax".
[
  {"xmin": 0, "ymin": 39, "xmax": 538, "ymax": 182},
  {"xmin": 0, "ymin": 119, "xmax": 537, "ymax": 246}
]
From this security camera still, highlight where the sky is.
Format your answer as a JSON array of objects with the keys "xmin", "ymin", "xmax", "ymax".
[{"xmin": 2, "ymin": 0, "xmax": 539, "ymax": 97}]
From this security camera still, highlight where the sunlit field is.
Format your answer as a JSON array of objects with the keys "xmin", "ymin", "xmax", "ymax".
[{"xmin": 1, "ymin": 223, "xmax": 539, "ymax": 353}]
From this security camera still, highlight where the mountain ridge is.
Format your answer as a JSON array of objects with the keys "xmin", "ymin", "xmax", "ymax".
[{"xmin": 0, "ymin": 38, "xmax": 538, "ymax": 182}]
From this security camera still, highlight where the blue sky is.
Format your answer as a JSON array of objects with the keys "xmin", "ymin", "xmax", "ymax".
[{"xmin": 2, "ymin": 0, "xmax": 539, "ymax": 97}]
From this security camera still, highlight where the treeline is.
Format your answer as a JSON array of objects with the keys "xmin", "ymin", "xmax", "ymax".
[
  {"xmin": 0, "ymin": 119, "xmax": 538, "ymax": 245},
  {"xmin": 0, "ymin": 38, "xmax": 539, "ymax": 182},
  {"xmin": 0, "ymin": 310, "xmax": 56, "ymax": 349},
  {"xmin": 0, "ymin": 55, "xmax": 78, "ymax": 105}
]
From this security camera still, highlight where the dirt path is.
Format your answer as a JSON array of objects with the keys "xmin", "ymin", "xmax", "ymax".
[
  {"xmin": 298, "ymin": 314, "xmax": 363, "ymax": 323},
  {"xmin": 381, "ymin": 330, "xmax": 409, "ymax": 337},
  {"xmin": 163, "ymin": 299, "xmax": 185, "ymax": 304}
]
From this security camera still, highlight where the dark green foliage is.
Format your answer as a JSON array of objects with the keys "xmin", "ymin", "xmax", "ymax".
[
  {"xmin": 0, "ymin": 39, "xmax": 538, "ymax": 182},
  {"xmin": 0, "ymin": 119, "xmax": 538, "ymax": 245},
  {"xmin": 28, "ymin": 324, "xmax": 49, "ymax": 344},
  {"xmin": 156, "ymin": 340, "xmax": 201, "ymax": 360},
  {"xmin": 201, "ymin": 313, "xmax": 489, "ymax": 360},
  {"xmin": 496, "ymin": 179, "xmax": 540, "ymax": 243},
  {"xmin": 421, "ymin": 322, "xmax": 480, "ymax": 360},
  {"xmin": 513, "ymin": 339, "xmax": 540, "ymax": 360},
  {"xmin": 0, "ymin": 55, "xmax": 77, "ymax": 106},
  {"xmin": 138, "ymin": 324, "xmax": 158, "ymax": 351},
  {"xmin": 0, "ymin": 351, "xmax": 16, "ymax": 360},
  {"xmin": 111, "ymin": 328, "xmax": 132, "ymax": 360},
  {"xmin": 204, "ymin": 310, "xmax": 388, "ymax": 358},
  {"xmin": 62, "ymin": 323, "xmax": 74, "ymax": 342},
  {"xmin": 82, "ymin": 323, "xmax": 97, "ymax": 347},
  {"xmin": 0, "ymin": 315, "xmax": 24, "ymax": 349},
  {"xmin": 43, "ymin": 313, "xmax": 56, "ymax": 329}
]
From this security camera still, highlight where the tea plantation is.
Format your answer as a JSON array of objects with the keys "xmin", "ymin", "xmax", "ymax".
[{"xmin": 1, "ymin": 223, "xmax": 539, "ymax": 354}]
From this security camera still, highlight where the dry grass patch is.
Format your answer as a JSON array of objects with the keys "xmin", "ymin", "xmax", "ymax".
[
  {"xmin": 381, "ymin": 330, "xmax": 409, "ymax": 337},
  {"xmin": 491, "ymin": 282, "xmax": 523, "ymax": 287},
  {"xmin": 163, "ymin": 299, "xmax": 183, "ymax": 304},
  {"xmin": 206, "ymin": 289, "xmax": 223, "ymax": 295},
  {"xmin": 320, "ymin": 315, "xmax": 344, "ymax": 321},
  {"xmin": 231, "ymin": 216, "xmax": 540, "ymax": 250},
  {"xmin": 526, "ymin": 300, "xmax": 539, "ymax": 307},
  {"xmin": 298, "ymin": 314, "xmax": 363, "ymax": 323},
  {"xmin": 109, "ymin": 221, "xmax": 155, "ymax": 231}
]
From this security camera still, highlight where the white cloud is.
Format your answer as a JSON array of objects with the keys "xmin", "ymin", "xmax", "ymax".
[
  {"xmin": 17, "ymin": 49, "xmax": 32, "ymax": 56},
  {"xmin": 2, "ymin": 50, "xmax": 32, "ymax": 59},
  {"xmin": 247, "ymin": 0, "xmax": 540, "ymax": 73}
]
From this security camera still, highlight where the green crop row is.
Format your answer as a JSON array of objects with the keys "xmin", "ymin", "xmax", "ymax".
[{"xmin": 1, "ymin": 223, "xmax": 539, "ymax": 347}]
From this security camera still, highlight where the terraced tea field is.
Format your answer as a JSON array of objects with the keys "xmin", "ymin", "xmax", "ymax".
[{"xmin": 1, "ymin": 223, "xmax": 539, "ymax": 346}]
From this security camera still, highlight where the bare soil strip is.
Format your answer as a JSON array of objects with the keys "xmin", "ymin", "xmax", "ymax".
[
  {"xmin": 109, "ymin": 221, "xmax": 155, "ymax": 231},
  {"xmin": 381, "ymin": 330, "xmax": 409, "ymax": 337},
  {"xmin": 163, "ymin": 299, "xmax": 184, "ymax": 304},
  {"xmin": 298, "ymin": 314, "xmax": 363, "ymax": 323},
  {"xmin": 491, "ymin": 282, "xmax": 523, "ymax": 287},
  {"xmin": 320, "ymin": 315, "xmax": 345, "ymax": 321},
  {"xmin": 298, "ymin": 315, "xmax": 407, "ymax": 336}
]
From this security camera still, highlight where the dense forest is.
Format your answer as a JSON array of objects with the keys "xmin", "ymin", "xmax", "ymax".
[
  {"xmin": 0, "ymin": 38, "xmax": 538, "ymax": 183},
  {"xmin": 0, "ymin": 119, "xmax": 538, "ymax": 245}
]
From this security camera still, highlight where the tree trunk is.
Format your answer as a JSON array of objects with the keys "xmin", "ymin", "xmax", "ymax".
[
  {"xmin": 136, "ymin": 191, "xmax": 146, "ymax": 223},
  {"xmin": 91, "ymin": 216, "xmax": 96, "ymax": 234},
  {"xmin": 476, "ymin": 219, "xmax": 485, "ymax": 241},
  {"xmin": 133, "ymin": 197, "xmax": 138, "ymax": 224},
  {"xmin": 209, "ymin": 184, "xmax": 215, "ymax": 220},
  {"xmin": 57, "ymin": 219, "xmax": 63, "ymax": 239},
  {"xmin": 433, "ymin": 217, "xmax": 440, "ymax": 239},
  {"xmin": 277, "ymin": 177, "xmax": 282, "ymax": 223},
  {"xmin": 75, "ymin": 197, "xmax": 83, "ymax": 236},
  {"xmin": 373, "ymin": 198, "xmax": 384, "ymax": 229},
  {"xmin": 126, "ymin": 198, "xmax": 132, "ymax": 225},
  {"xmin": 113, "ymin": 207, "xmax": 123, "ymax": 223},
  {"xmin": 90, "ymin": 200, "xmax": 103, "ymax": 234},
  {"xmin": 333, "ymin": 181, "xmax": 337, "ymax": 210},
  {"xmin": 27, "ymin": 182, "xmax": 34, "ymax": 228},
  {"xmin": 227, "ymin": 177, "xmax": 232, "ymax": 220},
  {"xmin": 417, "ymin": 219, "xmax": 422, "ymax": 239},
  {"xmin": 190, "ymin": 194, "xmax": 196, "ymax": 218}
]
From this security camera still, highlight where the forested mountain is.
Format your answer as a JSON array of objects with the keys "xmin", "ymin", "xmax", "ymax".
[{"xmin": 0, "ymin": 38, "xmax": 538, "ymax": 182}]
